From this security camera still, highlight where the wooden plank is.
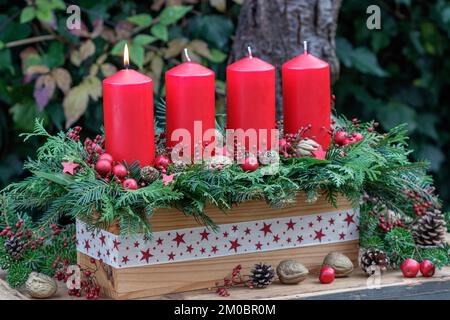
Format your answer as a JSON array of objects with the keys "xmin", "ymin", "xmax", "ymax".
[
  {"xmin": 78, "ymin": 239, "xmax": 359, "ymax": 299},
  {"xmin": 106, "ymin": 194, "xmax": 353, "ymax": 234}
]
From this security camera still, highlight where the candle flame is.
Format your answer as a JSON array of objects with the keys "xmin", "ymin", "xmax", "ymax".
[{"xmin": 124, "ymin": 43, "xmax": 130, "ymax": 68}]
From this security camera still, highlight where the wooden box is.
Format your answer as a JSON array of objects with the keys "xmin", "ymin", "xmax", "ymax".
[{"xmin": 77, "ymin": 194, "xmax": 359, "ymax": 299}]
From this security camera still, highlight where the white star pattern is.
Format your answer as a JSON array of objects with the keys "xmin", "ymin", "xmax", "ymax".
[{"xmin": 76, "ymin": 209, "xmax": 359, "ymax": 269}]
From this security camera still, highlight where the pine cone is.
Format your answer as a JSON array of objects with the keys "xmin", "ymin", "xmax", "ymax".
[
  {"xmin": 4, "ymin": 236, "xmax": 25, "ymax": 260},
  {"xmin": 412, "ymin": 209, "xmax": 447, "ymax": 248},
  {"xmin": 140, "ymin": 166, "xmax": 160, "ymax": 183},
  {"xmin": 359, "ymin": 248, "xmax": 389, "ymax": 275},
  {"xmin": 250, "ymin": 263, "xmax": 275, "ymax": 288},
  {"xmin": 171, "ymin": 161, "xmax": 189, "ymax": 174},
  {"xmin": 294, "ymin": 139, "xmax": 320, "ymax": 157}
]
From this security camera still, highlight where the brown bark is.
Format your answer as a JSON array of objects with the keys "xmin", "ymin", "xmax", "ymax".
[{"xmin": 229, "ymin": 0, "xmax": 342, "ymax": 119}]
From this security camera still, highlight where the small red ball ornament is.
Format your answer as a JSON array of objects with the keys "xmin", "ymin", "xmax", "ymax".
[
  {"xmin": 319, "ymin": 266, "xmax": 335, "ymax": 284},
  {"xmin": 98, "ymin": 153, "xmax": 113, "ymax": 163},
  {"xmin": 352, "ymin": 132, "xmax": 364, "ymax": 142},
  {"xmin": 113, "ymin": 164, "xmax": 127, "ymax": 178},
  {"xmin": 420, "ymin": 260, "xmax": 435, "ymax": 277},
  {"xmin": 95, "ymin": 160, "xmax": 112, "ymax": 176},
  {"xmin": 241, "ymin": 156, "xmax": 259, "ymax": 172},
  {"xmin": 334, "ymin": 131, "xmax": 348, "ymax": 146},
  {"xmin": 400, "ymin": 258, "xmax": 420, "ymax": 278},
  {"xmin": 123, "ymin": 178, "xmax": 138, "ymax": 190},
  {"xmin": 155, "ymin": 154, "xmax": 171, "ymax": 170}
]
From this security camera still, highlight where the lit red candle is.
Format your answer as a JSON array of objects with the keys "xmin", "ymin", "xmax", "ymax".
[
  {"xmin": 282, "ymin": 42, "xmax": 331, "ymax": 149},
  {"xmin": 227, "ymin": 47, "xmax": 276, "ymax": 152},
  {"xmin": 165, "ymin": 49, "xmax": 215, "ymax": 160},
  {"xmin": 103, "ymin": 44, "xmax": 155, "ymax": 166}
]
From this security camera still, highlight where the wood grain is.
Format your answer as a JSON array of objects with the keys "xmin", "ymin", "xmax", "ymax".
[{"xmin": 78, "ymin": 240, "xmax": 359, "ymax": 300}]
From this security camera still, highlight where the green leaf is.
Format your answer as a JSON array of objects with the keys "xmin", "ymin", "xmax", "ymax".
[
  {"xmin": 130, "ymin": 43, "xmax": 145, "ymax": 69},
  {"xmin": 158, "ymin": 5, "xmax": 192, "ymax": 26},
  {"xmin": 208, "ymin": 48, "xmax": 227, "ymax": 63},
  {"xmin": 133, "ymin": 34, "xmax": 157, "ymax": 46},
  {"xmin": 187, "ymin": 15, "xmax": 234, "ymax": 50},
  {"xmin": 111, "ymin": 40, "xmax": 127, "ymax": 55},
  {"xmin": 151, "ymin": 24, "xmax": 168, "ymax": 41},
  {"xmin": 36, "ymin": 5, "xmax": 53, "ymax": 23},
  {"xmin": 42, "ymin": 41, "xmax": 65, "ymax": 68},
  {"xmin": 127, "ymin": 14, "xmax": 153, "ymax": 27},
  {"xmin": 20, "ymin": 7, "xmax": 36, "ymax": 24},
  {"xmin": 350, "ymin": 47, "xmax": 388, "ymax": 77},
  {"xmin": 0, "ymin": 49, "xmax": 13, "ymax": 74},
  {"xmin": 0, "ymin": 41, "xmax": 4, "ymax": 50},
  {"xmin": 31, "ymin": 170, "xmax": 73, "ymax": 186}
]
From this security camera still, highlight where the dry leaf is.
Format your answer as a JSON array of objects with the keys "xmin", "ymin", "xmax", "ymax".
[
  {"xmin": 33, "ymin": 74, "xmax": 55, "ymax": 111},
  {"xmin": 89, "ymin": 64, "xmax": 99, "ymax": 76},
  {"xmin": 84, "ymin": 76, "xmax": 102, "ymax": 101},
  {"xmin": 63, "ymin": 84, "xmax": 89, "ymax": 128},
  {"xmin": 188, "ymin": 39, "xmax": 212, "ymax": 59},
  {"xmin": 25, "ymin": 65, "xmax": 50, "ymax": 76},
  {"xmin": 210, "ymin": 0, "xmax": 226, "ymax": 12},
  {"xmin": 164, "ymin": 38, "xmax": 189, "ymax": 59},
  {"xmin": 100, "ymin": 63, "xmax": 117, "ymax": 77},
  {"xmin": 79, "ymin": 40, "xmax": 96, "ymax": 63},
  {"xmin": 151, "ymin": 55, "xmax": 164, "ymax": 93},
  {"xmin": 52, "ymin": 68, "xmax": 72, "ymax": 94}
]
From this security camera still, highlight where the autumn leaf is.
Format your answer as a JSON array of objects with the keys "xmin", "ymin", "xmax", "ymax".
[
  {"xmin": 100, "ymin": 63, "xmax": 117, "ymax": 77},
  {"xmin": 210, "ymin": 0, "xmax": 226, "ymax": 12},
  {"xmin": 33, "ymin": 74, "xmax": 56, "ymax": 111},
  {"xmin": 188, "ymin": 39, "xmax": 212, "ymax": 59},
  {"xmin": 71, "ymin": 40, "xmax": 96, "ymax": 66},
  {"xmin": 52, "ymin": 68, "xmax": 72, "ymax": 94},
  {"xmin": 84, "ymin": 76, "xmax": 102, "ymax": 101},
  {"xmin": 164, "ymin": 38, "xmax": 189, "ymax": 59}
]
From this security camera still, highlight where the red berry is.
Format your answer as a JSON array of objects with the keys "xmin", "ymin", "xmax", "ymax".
[
  {"xmin": 334, "ymin": 131, "xmax": 348, "ymax": 146},
  {"xmin": 155, "ymin": 154, "xmax": 171, "ymax": 170},
  {"xmin": 98, "ymin": 153, "xmax": 113, "ymax": 163},
  {"xmin": 95, "ymin": 160, "xmax": 112, "ymax": 176},
  {"xmin": 123, "ymin": 178, "xmax": 138, "ymax": 190},
  {"xmin": 419, "ymin": 260, "xmax": 435, "ymax": 277},
  {"xmin": 319, "ymin": 266, "xmax": 335, "ymax": 284},
  {"xmin": 240, "ymin": 156, "xmax": 259, "ymax": 172},
  {"xmin": 352, "ymin": 132, "xmax": 364, "ymax": 142},
  {"xmin": 400, "ymin": 258, "xmax": 420, "ymax": 278},
  {"xmin": 113, "ymin": 164, "xmax": 127, "ymax": 179}
]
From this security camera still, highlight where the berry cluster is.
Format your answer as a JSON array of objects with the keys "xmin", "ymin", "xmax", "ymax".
[
  {"xmin": 278, "ymin": 125, "xmax": 312, "ymax": 158},
  {"xmin": 403, "ymin": 188, "xmax": 433, "ymax": 216},
  {"xmin": 84, "ymin": 135, "xmax": 104, "ymax": 165},
  {"xmin": 67, "ymin": 126, "xmax": 82, "ymax": 142},
  {"xmin": 211, "ymin": 264, "xmax": 253, "ymax": 297},
  {"xmin": 54, "ymin": 257, "xmax": 100, "ymax": 299},
  {"xmin": 378, "ymin": 214, "xmax": 404, "ymax": 233}
]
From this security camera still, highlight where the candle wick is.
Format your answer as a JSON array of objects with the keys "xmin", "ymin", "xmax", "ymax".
[
  {"xmin": 247, "ymin": 46, "xmax": 253, "ymax": 58},
  {"xmin": 303, "ymin": 40, "xmax": 308, "ymax": 54},
  {"xmin": 183, "ymin": 48, "xmax": 192, "ymax": 62}
]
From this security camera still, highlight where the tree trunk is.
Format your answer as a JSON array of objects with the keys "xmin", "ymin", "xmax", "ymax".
[{"xmin": 229, "ymin": 0, "xmax": 342, "ymax": 119}]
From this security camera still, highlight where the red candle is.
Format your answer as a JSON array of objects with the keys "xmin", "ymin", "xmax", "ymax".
[
  {"xmin": 165, "ymin": 50, "xmax": 215, "ymax": 160},
  {"xmin": 103, "ymin": 44, "xmax": 154, "ymax": 166},
  {"xmin": 282, "ymin": 42, "xmax": 331, "ymax": 149},
  {"xmin": 227, "ymin": 48, "xmax": 276, "ymax": 152}
]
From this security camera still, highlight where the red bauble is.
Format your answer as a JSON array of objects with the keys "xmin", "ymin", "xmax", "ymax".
[
  {"xmin": 122, "ymin": 178, "xmax": 138, "ymax": 190},
  {"xmin": 319, "ymin": 266, "xmax": 335, "ymax": 284},
  {"xmin": 241, "ymin": 156, "xmax": 259, "ymax": 172},
  {"xmin": 400, "ymin": 258, "xmax": 420, "ymax": 278},
  {"xmin": 95, "ymin": 160, "xmax": 112, "ymax": 176},
  {"xmin": 352, "ymin": 132, "xmax": 364, "ymax": 142},
  {"xmin": 420, "ymin": 260, "xmax": 435, "ymax": 277},
  {"xmin": 98, "ymin": 153, "xmax": 113, "ymax": 163},
  {"xmin": 155, "ymin": 154, "xmax": 171, "ymax": 170},
  {"xmin": 334, "ymin": 131, "xmax": 348, "ymax": 146},
  {"xmin": 113, "ymin": 164, "xmax": 127, "ymax": 178}
]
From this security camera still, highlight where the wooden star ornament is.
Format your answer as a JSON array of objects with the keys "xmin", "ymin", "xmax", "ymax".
[
  {"xmin": 311, "ymin": 146, "xmax": 327, "ymax": 160},
  {"xmin": 61, "ymin": 161, "xmax": 80, "ymax": 175},
  {"xmin": 162, "ymin": 173, "xmax": 174, "ymax": 186}
]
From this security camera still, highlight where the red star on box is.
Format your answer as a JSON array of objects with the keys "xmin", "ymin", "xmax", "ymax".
[
  {"xmin": 260, "ymin": 223, "xmax": 272, "ymax": 236},
  {"xmin": 83, "ymin": 239, "xmax": 91, "ymax": 251},
  {"xmin": 106, "ymin": 249, "xmax": 110, "ymax": 257},
  {"xmin": 200, "ymin": 247, "xmax": 206, "ymax": 254},
  {"xmin": 199, "ymin": 229, "xmax": 210, "ymax": 241},
  {"xmin": 229, "ymin": 239, "xmax": 241, "ymax": 252},
  {"xmin": 344, "ymin": 213, "xmax": 355, "ymax": 226},
  {"xmin": 113, "ymin": 239, "xmax": 121, "ymax": 251},
  {"xmin": 339, "ymin": 232, "xmax": 346, "ymax": 240},
  {"xmin": 255, "ymin": 242, "xmax": 263, "ymax": 250},
  {"xmin": 61, "ymin": 161, "xmax": 80, "ymax": 175},
  {"xmin": 232, "ymin": 225, "xmax": 238, "ymax": 232},
  {"xmin": 286, "ymin": 237, "xmax": 292, "ymax": 243},
  {"xmin": 99, "ymin": 234, "xmax": 106, "ymax": 246},
  {"xmin": 316, "ymin": 215, "xmax": 323, "ymax": 222},
  {"xmin": 211, "ymin": 245, "xmax": 219, "ymax": 254},
  {"xmin": 156, "ymin": 237, "xmax": 164, "ymax": 245},
  {"xmin": 172, "ymin": 232, "xmax": 185, "ymax": 247},
  {"xmin": 133, "ymin": 241, "xmax": 140, "ymax": 248},
  {"xmin": 273, "ymin": 234, "xmax": 280, "ymax": 243},
  {"xmin": 286, "ymin": 219, "xmax": 296, "ymax": 231},
  {"xmin": 223, "ymin": 231, "xmax": 229, "ymax": 238},
  {"xmin": 121, "ymin": 256, "xmax": 129, "ymax": 264},
  {"xmin": 162, "ymin": 173, "xmax": 174, "ymax": 186},
  {"xmin": 312, "ymin": 146, "xmax": 326, "ymax": 160},
  {"xmin": 314, "ymin": 229, "xmax": 325, "ymax": 242},
  {"xmin": 97, "ymin": 250, "xmax": 101, "ymax": 258},
  {"xmin": 297, "ymin": 236, "xmax": 304, "ymax": 243},
  {"xmin": 308, "ymin": 222, "xmax": 314, "ymax": 228},
  {"xmin": 244, "ymin": 227, "xmax": 251, "ymax": 235},
  {"xmin": 140, "ymin": 249, "xmax": 153, "ymax": 263},
  {"xmin": 168, "ymin": 252, "xmax": 176, "ymax": 261},
  {"xmin": 328, "ymin": 218, "xmax": 335, "ymax": 225},
  {"xmin": 186, "ymin": 245, "xmax": 194, "ymax": 253}
]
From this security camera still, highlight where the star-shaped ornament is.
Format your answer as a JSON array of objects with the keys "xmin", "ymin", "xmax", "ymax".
[
  {"xmin": 61, "ymin": 161, "xmax": 80, "ymax": 175},
  {"xmin": 312, "ymin": 146, "xmax": 327, "ymax": 160},
  {"xmin": 162, "ymin": 173, "xmax": 174, "ymax": 186}
]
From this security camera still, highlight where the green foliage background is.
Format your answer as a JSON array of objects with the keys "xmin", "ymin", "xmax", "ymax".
[{"xmin": 0, "ymin": 0, "xmax": 448, "ymax": 208}]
